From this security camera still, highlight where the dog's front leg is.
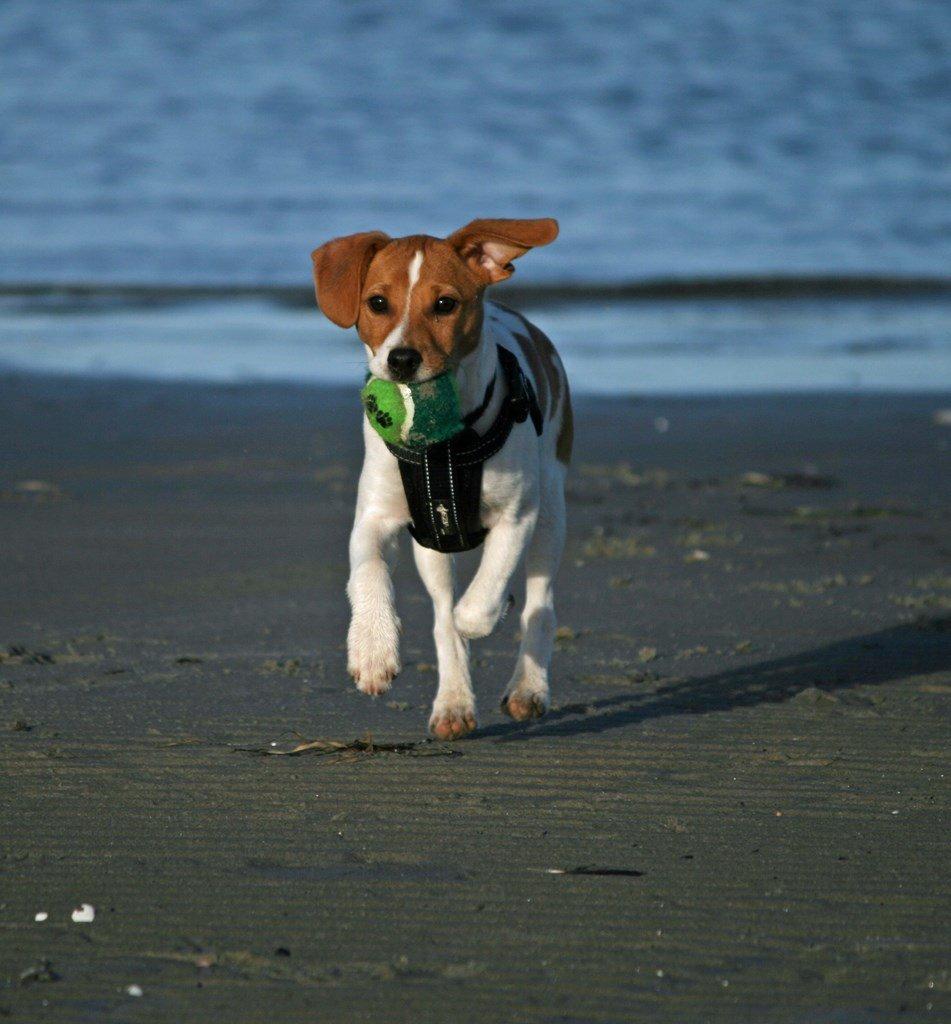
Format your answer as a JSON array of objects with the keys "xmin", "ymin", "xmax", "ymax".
[
  {"xmin": 412, "ymin": 542, "xmax": 477, "ymax": 740},
  {"xmin": 347, "ymin": 512, "xmax": 402, "ymax": 695},
  {"xmin": 454, "ymin": 505, "xmax": 538, "ymax": 640}
]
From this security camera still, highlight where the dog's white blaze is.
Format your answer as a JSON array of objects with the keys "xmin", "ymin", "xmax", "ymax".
[
  {"xmin": 394, "ymin": 249, "xmax": 423, "ymax": 345},
  {"xmin": 406, "ymin": 249, "xmax": 423, "ymax": 290},
  {"xmin": 371, "ymin": 250, "xmax": 424, "ymax": 377}
]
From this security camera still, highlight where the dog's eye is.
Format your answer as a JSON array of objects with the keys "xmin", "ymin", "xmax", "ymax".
[
  {"xmin": 367, "ymin": 295, "xmax": 389, "ymax": 313},
  {"xmin": 433, "ymin": 296, "xmax": 457, "ymax": 314}
]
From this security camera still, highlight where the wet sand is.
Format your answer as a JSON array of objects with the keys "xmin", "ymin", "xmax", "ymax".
[{"xmin": 1, "ymin": 375, "xmax": 949, "ymax": 1022}]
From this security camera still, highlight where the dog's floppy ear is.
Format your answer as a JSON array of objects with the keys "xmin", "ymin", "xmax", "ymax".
[
  {"xmin": 446, "ymin": 217, "xmax": 558, "ymax": 284},
  {"xmin": 311, "ymin": 231, "xmax": 391, "ymax": 328}
]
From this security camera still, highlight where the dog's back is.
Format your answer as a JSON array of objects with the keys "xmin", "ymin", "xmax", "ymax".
[{"xmin": 485, "ymin": 300, "xmax": 573, "ymax": 465}]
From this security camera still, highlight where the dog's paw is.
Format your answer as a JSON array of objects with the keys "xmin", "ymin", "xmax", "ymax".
[
  {"xmin": 429, "ymin": 698, "xmax": 477, "ymax": 740},
  {"xmin": 347, "ymin": 614, "xmax": 400, "ymax": 696},
  {"xmin": 349, "ymin": 657, "xmax": 399, "ymax": 696},
  {"xmin": 500, "ymin": 683, "xmax": 549, "ymax": 722}
]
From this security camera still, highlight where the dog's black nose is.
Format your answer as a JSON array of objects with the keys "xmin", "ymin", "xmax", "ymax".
[{"xmin": 387, "ymin": 347, "xmax": 422, "ymax": 379}]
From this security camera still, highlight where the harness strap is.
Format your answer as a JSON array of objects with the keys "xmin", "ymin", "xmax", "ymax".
[
  {"xmin": 463, "ymin": 372, "xmax": 496, "ymax": 428},
  {"xmin": 385, "ymin": 345, "xmax": 543, "ymax": 552}
]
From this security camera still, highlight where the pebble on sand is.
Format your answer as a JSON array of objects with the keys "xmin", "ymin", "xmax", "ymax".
[{"xmin": 71, "ymin": 903, "xmax": 95, "ymax": 923}]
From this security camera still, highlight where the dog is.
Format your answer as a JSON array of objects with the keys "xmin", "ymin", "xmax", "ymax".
[{"xmin": 310, "ymin": 218, "xmax": 571, "ymax": 739}]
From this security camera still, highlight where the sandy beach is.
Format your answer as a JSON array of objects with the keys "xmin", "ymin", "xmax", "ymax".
[{"xmin": 1, "ymin": 374, "xmax": 949, "ymax": 1022}]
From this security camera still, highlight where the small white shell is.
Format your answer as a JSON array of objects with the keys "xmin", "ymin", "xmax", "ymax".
[{"xmin": 71, "ymin": 903, "xmax": 95, "ymax": 923}]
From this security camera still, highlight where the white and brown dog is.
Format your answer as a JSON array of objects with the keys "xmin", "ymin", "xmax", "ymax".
[{"xmin": 311, "ymin": 218, "xmax": 571, "ymax": 740}]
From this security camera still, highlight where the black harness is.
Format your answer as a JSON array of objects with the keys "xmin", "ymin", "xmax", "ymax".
[{"xmin": 385, "ymin": 345, "xmax": 543, "ymax": 553}]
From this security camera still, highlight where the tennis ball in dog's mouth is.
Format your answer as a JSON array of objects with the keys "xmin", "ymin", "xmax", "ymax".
[{"xmin": 361, "ymin": 372, "xmax": 464, "ymax": 448}]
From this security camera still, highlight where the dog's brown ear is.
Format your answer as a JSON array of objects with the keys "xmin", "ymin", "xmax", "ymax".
[
  {"xmin": 446, "ymin": 217, "xmax": 558, "ymax": 284},
  {"xmin": 311, "ymin": 231, "xmax": 391, "ymax": 328}
]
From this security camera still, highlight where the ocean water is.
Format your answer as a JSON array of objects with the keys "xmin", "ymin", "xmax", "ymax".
[
  {"xmin": 2, "ymin": 293, "xmax": 948, "ymax": 394},
  {"xmin": 2, "ymin": 0, "xmax": 950, "ymax": 390}
]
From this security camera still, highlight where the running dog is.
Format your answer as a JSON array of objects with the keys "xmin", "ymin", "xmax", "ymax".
[{"xmin": 311, "ymin": 218, "xmax": 571, "ymax": 739}]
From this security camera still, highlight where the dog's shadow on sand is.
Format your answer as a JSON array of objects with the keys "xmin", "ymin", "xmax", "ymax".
[{"xmin": 477, "ymin": 617, "xmax": 950, "ymax": 743}]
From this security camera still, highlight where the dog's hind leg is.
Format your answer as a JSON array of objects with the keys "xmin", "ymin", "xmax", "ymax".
[
  {"xmin": 413, "ymin": 542, "xmax": 477, "ymax": 740},
  {"xmin": 501, "ymin": 463, "xmax": 566, "ymax": 721}
]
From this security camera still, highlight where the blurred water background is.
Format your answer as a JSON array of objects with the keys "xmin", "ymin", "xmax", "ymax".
[{"xmin": 2, "ymin": 0, "xmax": 949, "ymax": 392}]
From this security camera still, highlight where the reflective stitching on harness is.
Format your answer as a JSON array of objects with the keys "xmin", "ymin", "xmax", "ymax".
[
  {"xmin": 422, "ymin": 448, "xmax": 440, "ymax": 549},
  {"xmin": 446, "ymin": 444, "xmax": 462, "ymax": 538}
]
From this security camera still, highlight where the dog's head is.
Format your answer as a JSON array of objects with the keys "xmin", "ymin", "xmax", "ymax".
[{"xmin": 311, "ymin": 218, "xmax": 558, "ymax": 383}]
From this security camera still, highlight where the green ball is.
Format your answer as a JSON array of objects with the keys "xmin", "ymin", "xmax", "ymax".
[{"xmin": 361, "ymin": 372, "xmax": 464, "ymax": 449}]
